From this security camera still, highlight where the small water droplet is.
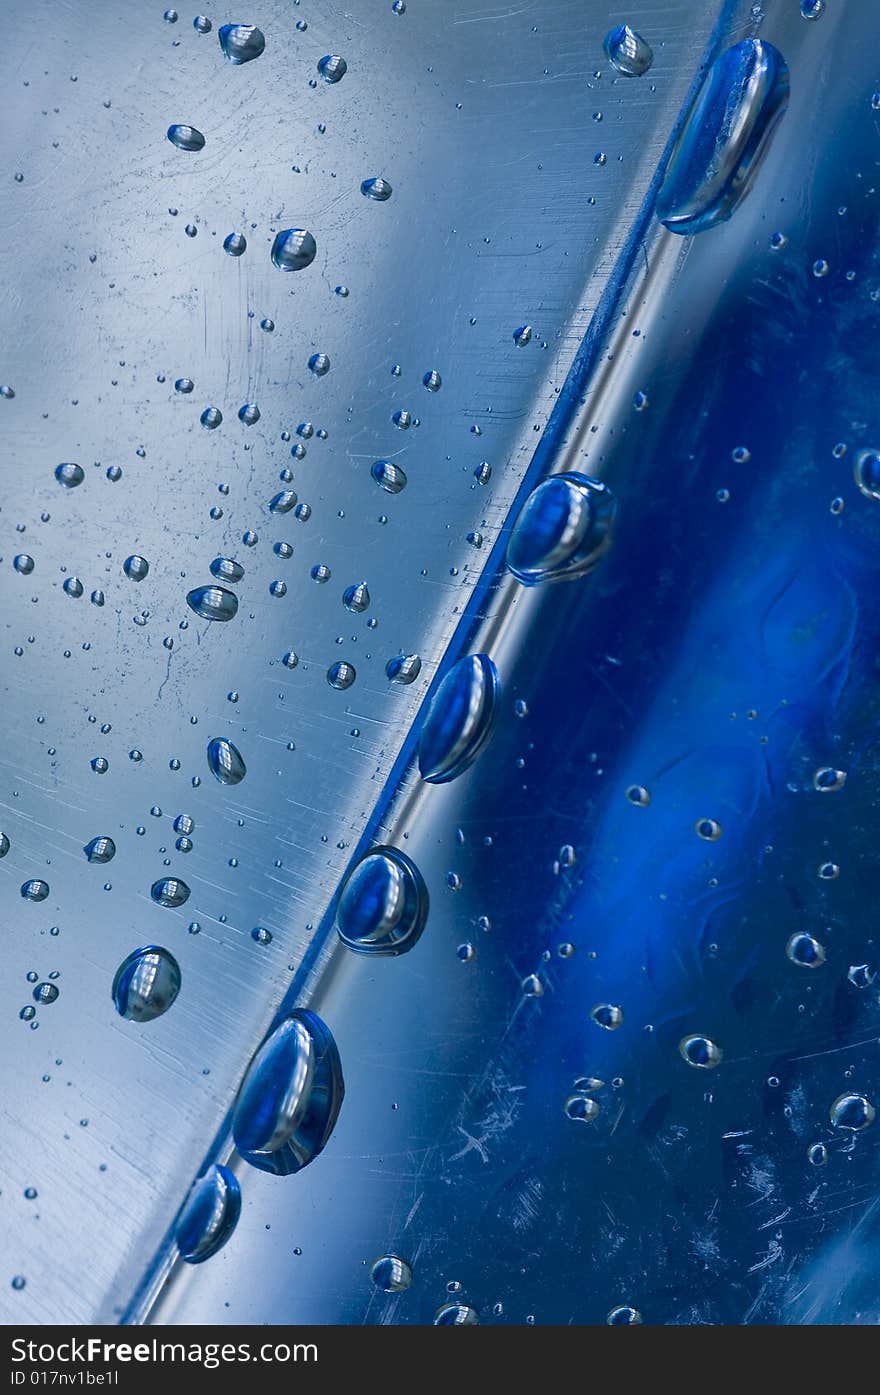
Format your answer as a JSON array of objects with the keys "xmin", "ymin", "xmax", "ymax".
[
  {"xmin": 564, "ymin": 1094, "xmax": 600, "ymax": 1123},
  {"xmin": 223, "ymin": 232, "xmax": 247, "ymax": 256},
  {"xmin": 13, "ymin": 554, "xmax": 34, "ymax": 575},
  {"xmin": 21, "ymin": 879, "xmax": 50, "ymax": 902},
  {"xmin": 84, "ymin": 836, "xmax": 116, "ymax": 864},
  {"xmin": 786, "ymin": 932, "xmax": 825, "ymax": 968},
  {"xmin": 343, "ymin": 581, "xmax": 371, "ymax": 613},
  {"xmin": 124, "ymin": 554, "xmax": 149, "ymax": 582},
  {"xmin": 422, "ymin": 368, "xmax": 442, "ymax": 392},
  {"xmin": 607, "ymin": 1306, "xmax": 642, "ymax": 1325},
  {"xmin": 361, "ymin": 176, "xmax": 393, "ymax": 201},
  {"xmin": 308, "ymin": 352, "xmax": 331, "ymax": 377},
  {"xmin": 695, "ymin": 817, "xmax": 722, "ymax": 841},
  {"xmin": 370, "ymin": 1255, "xmax": 413, "ymax": 1292},
  {"xmin": 317, "ymin": 54, "xmax": 347, "ymax": 83},
  {"xmin": 55, "ymin": 462, "xmax": 84, "ymax": 488},
  {"xmin": 327, "ymin": 661, "xmax": 357, "ymax": 689},
  {"xmin": 150, "ymin": 878, "xmax": 190, "ymax": 909},
  {"xmin": 386, "ymin": 653, "xmax": 421, "ymax": 684}
]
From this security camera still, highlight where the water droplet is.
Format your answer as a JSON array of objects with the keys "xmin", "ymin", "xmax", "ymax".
[
  {"xmin": 361, "ymin": 176, "xmax": 393, "ymax": 201},
  {"xmin": 11, "ymin": 1277, "xmax": 26, "ymax": 1292},
  {"xmin": 176, "ymin": 1164, "xmax": 241, "ymax": 1264},
  {"xmin": 223, "ymin": 232, "xmax": 247, "ymax": 256},
  {"xmin": 186, "ymin": 585, "xmax": 239, "ymax": 621},
  {"xmin": 193, "ymin": 15, "xmax": 212, "ymax": 32},
  {"xmin": 625, "ymin": 784, "xmax": 651, "ymax": 807},
  {"xmin": 233, "ymin": 1010, "xmax": 344, "ymax": 1175},
  {"xmin": 124, "ymin": 554, "xmax": 149, "ymax": 582},
  {"xmin": 807, "ymin": 1142, "xmax": 828, "ymax": 1166},
  {"xmin": 84, "ymin": 836, "xmax": 116, "ymax": 864},
  {"xmin": 607, "ymin": 1306, "xmax": 642, "ymax": 1325},
  {"xmin": 238, "ymin": 402, "xmax": 260, "ymax": 425},
  {"xmin": 434, "ymin": 1304, "xmax": 478, "ymax": 1325},
  {"xmin": 695, "ymin": 817, "xmax": 722, "ymax": 841},
  {"xmin": 418, "ymin": 653, "xmax": 499, "ymax": 784},
  {"xmin": 474, "ymin": 461, "xmax": 492, "ymax": 485},
  {"xmin": 271, "ymin": 228, "xmax": 317, "ymax": 272},
  {"xmin": 308, "ymin": 352, "xmax": 331, "ymax": 377},
  {"xmin": 55, "ymin": 462, "xmax": 84, "ymax": 488},
  {"xmin": 786, "ymin": 932, "xmax": 825, "ymax": 968},
  {"xmin": 422, "ymin": 369, "xmax": 442, "ymax": 392},
  {"xmin": 163, "ymin": 8, "xmax": 178, "ymax": 20},
  {"xmin": 210, "ymin": 557, "xmax": 244, "ymax": 584},
  {"xmin": 218, "ymin": 23, "xmax": 265, "ymax": 63},
  {"xmin": 370, "ymin": 1255, "xmax": 413, "ymax": 1292},
  {"xmin": 848, "ymin": 964, "xmax": 874, "ymax": 989},
  {"xmin": 522, "ymin": 974, "xmax": 544, "ymax": 997},
  {"xmin": 21, "ymin": 880, "xmax": 49, "ymax": 902},
  {"xmin": 311, "ymin": 563, "xmax": 331, "ymax": 583},
  {"xmin": 818, "ymin": 861, "xmax": 839, "ymax": 880},
  {"xmin": 251, "ymin": 926, "xmax": 273, "ymax": 946},
  {"xmin": 113, "ymin": 945, "xmax": 181, "ymax": 1021},
  {"xmin": 174, "ymin": 377, "xmax": 194, "ymax": 395},
  {"xmin": 591, "ymin": 1003, "xmax": 623, "ymax": 1030},
  {"xmin": 336, "ymin": 846, "xmax": 429, "ymax": 956},
  {"xmin": 63, "ymin": 576, "xmax": 83, "ymax": 598},
  {"xmin": 90, "ymin": 757, "xmax": 109, "ymax": 774},
  {"xmin": 830, "ymin": 1092, "xmax": 875, "ymax": 1130},
  {"xmin": 656, "ymin": 39, "xmax": 789, "ymax": 235},
  {"xmin": 167, "ymin": 123, "xmax": 206, "ymax": 152},
  {"xmin": 800, "ymin": 0, "xmax": 824, "ymax": 17},
  {"xmin": 150, "ymin": 878, "xmax": 190, "ymax": 908},
  {"xmin": 679, "ymin": 1034, "xmax": 723, "ymax": 1068},
  {"xmin": 260, "ymin": 317, "xmax": 274, "ymax": 332},
  {"xmin": 603, "ymin": 24, "xmax": 653, "ymax": 77},
  {"xmin": 564, "ymin": 1094, "xmax": 600, "ymax": 1123},
  {"xmin": 283, "ymin": 651, "xmax": 299, "ymax": 669},
  {"xmin": 854, "ymin": 449, "xmax": 880, "ymax": 501},
  {"xmin": 327, "ymin": 661, "xmax": 356, "ymax": 690},
  {"xmin": 201, "ymin": 406, "xmax": 223, "ymax": 430},
  {"xmin": 386, "ymin": 653, "xmax": 421, "ymax": 684},
  {"xmin": 317, "ymin": 54, "xmax": 347, "ymax": 83},
  {"xmin": 506, "ymin": 473, "xmax": 615, "ymax": 585},
  {"xmin": 207, "ymin": 737, "xmax": 246, "ymax": 785},
  {"xmin": 513, "ymin": 324, "xmax": 532, "ymax": 347},
  {"xmin": 269, "ymin": 490, "xmax": 298, "ymax": 514},
  {"xmin": 33, "ymin": 982, "xmax": 58, "ymax": 1005},
  {"xmin": 13, "ymin": 554, "xmax": 34, "ymax": 575},
  {"xmin": 0, "ymin": 833, "xmax": 9, "ymax": 858},
  {"xmin": 343, "ymin": 582, "xmax": 370, "ymax": 613},
  {"xmin": 371, "ymin": 459, "xmax": 407, "ymax": 494}
]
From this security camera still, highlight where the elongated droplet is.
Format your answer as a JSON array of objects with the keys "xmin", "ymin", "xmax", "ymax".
[
  {"xmin": 218, "ymin": 23, "xmax": 265, "ymax": 63},
  {"xmin": 418, "ymin": 653, "xmax": 499, "ymax": 784},
  {"xmin": 207, "ymin": 737, "xmax": 246, "ymax": 785},
  {"xmin": 656, "ymin": 39, "xmax": 789, "ymax": 235},
  {"xmin": 271, "ymin": 228, "xmax": 317, "ymax": 271},
  {"xmin": 603, "ymin": 24, "xmax": 653, "ymax": 77},
  {"xmin": 113, "ymin": 946, "xmax": 181, "ymax": 1021},
  {"xmin": 167, "ymin": 123, "xmax": 206, "ymax": 152},
  {"xmin": 269, "ymin": 490, "xmax": 297, "ymax": 514},
  {"xmin": 336, "ymin": 846, "xmax": 429, "ymax": 955},
  {"xmin": 371, "ymin": 459, "xmax": 407, "ymax": 494},
  {"xmin": 186, "ymin": 585, "xmax": 238, "ymax": 621},
  {"xmin": 233, "ymin": 1010, "xmax": 344, "ymax": 1175},
  {"xmin": 151, "ymin": 877, "xmax": 190, "ymax": 908},
  {"xmin": 175, "ymin": 1165, "xmax": 241, "ymax": 1264},
  {"xmin": 210, "ymin": 557, "xmax": 244, "ymax": 584},
  {"xmin": 361, "ymin": 177, "xmax": 392, "ymax": 201},
  {"xmin": 84, "ymin": 836, "xmax": 116, "ymax": 864},
  {"xmin": 386, "ymin": 653, "xmax": 421, "ymax": 684},
  {"xmin": 506, "ymin": 473, "xmax": 615, "ymax": 584}
]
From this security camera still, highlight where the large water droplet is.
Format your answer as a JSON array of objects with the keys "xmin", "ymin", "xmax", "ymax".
[
  {"xmin": 167, "ymin": 124, "xmax": 206, "ymax": 152},
  {"xmin": 327, "ymin": 661, "xmax": 356, "ymax": 690},
  {"xmin": 371, "ymin": 459, "xmax": 407, "ymax": 494},
  {"xmin": 434, "ymin": 1304, "xmax": 478, "ymax": 1325},
  {"xmin": 175, "ymin": 1165, "xmax": 241, "ymax": 1264},
  {"xmin": 210, "ymin": 557, "xmax": 244, "ymax": 584},
  {"xmin": 679, "ymin": 1034, "xmax": 723, "ymax": 1068},
  {"xmin": 150, "ymin": 877, "xmax": 191, "ymax": 908},
  {"xmin": 361, "ymin": 177, "xmax": 393, "ymax": 201},
  {"xmin": 124, "ymin": 555, "xmax": 149, "ymax": 582},
  {"xmin": 271, "ymin": 228, "xmax": 317, "ymax": 272},
  {"xmin": 786, "ymin": 932, "xmax": 825, "ymax": 968},
  {"xmin": 830, "ymin": 1092, "xmax": 875, "ymax": 1130},
  {"xmin": 232, "ymin": 1010, "xmax": 345, "ymax": 1175},
  {"xmin": 506, "ymin": 473, "xmax": 615, "ymax": 585},
  {"xmin": 336, "ymin": 846, "xmax": 429, "ymax": 955},
  {"xmin": 343, "ymin": 581, "xmax": 370, "ymax": 614},
  {"xmin": 418, "ymin": 653, "xmax": 499, "ymax": 784},
  {"xmin": 370, "ymin": 1255, "xmax": 413, "ymax": 1292},
  {"xmin": 186, "ymin": 585, "xmax": 239, "ymax": 621},
  {"xmin": 656, "ymin": 39, "xmax": 789, "ymax": 235},
  {"xmin": 207, "ymin": 737, "xmax": 246, "ymax": 785},
  {"xmin": 21, "ymin": 879, "xmax": 50, "ymax": 902},
  {"xmin": 13, "ymin": 555, "xmax": 34, "ymax": 575},
  {"xmin": 603, "ymin": 24, "xmax": 653, "ymax": 77},
  {"xmin": 317, "ymin": 54, "xmax": 347, "ymax": 83},
  {"xmin": 84, "ymin": 836, "xmax": 116, "ymax": 864},
  {"xmin": 112, "ymin": 946, "xmax": 181, "ymax": 1021},
  {"xmin": 854, "ymin": 449, "xmax": 880, "ymax": 501},
  {"xmin": 55, "ymin": 462, "xmax": 84, "ymax": 488},
  {"xmin": 218, "ymin": 23, "xmax": 265, "ymax": 63},
  {"xmin": 269, "ymin": 489, "xmax": 298, "ymax": 514},
  {"xmin": 386, "ymin": 653, "xmax": 421, "ymax": 684}
]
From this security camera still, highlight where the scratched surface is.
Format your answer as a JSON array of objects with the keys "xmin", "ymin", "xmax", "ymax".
[
  {"xmin": 0, "ymin": 0, "xmax": 714, "ymax": 1324},
  {"xmin": 157, "ymin": 1, "xmax": 880, "ymax": 1326}
]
